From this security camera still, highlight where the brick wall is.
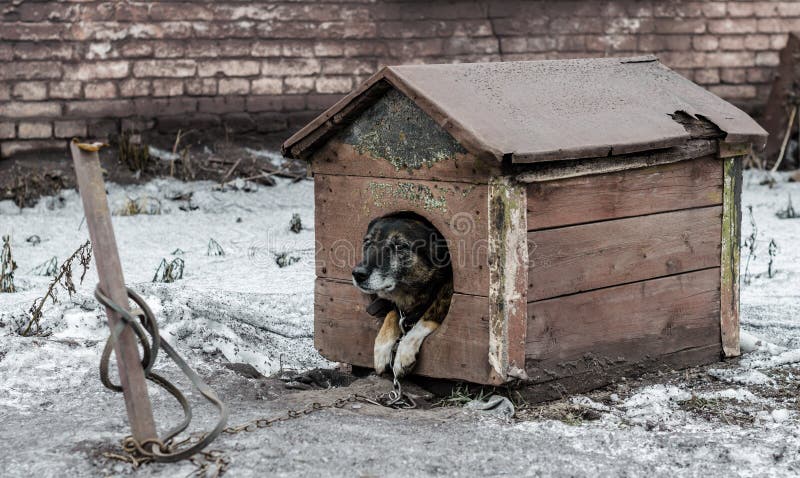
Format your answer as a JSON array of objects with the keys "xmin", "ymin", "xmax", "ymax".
[{"xmin": 1, "ymin": 0, "xmax": 799, "ymax": 157}]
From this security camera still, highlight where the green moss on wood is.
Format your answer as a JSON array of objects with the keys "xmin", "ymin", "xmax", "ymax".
[{"xmin": 341, "ymin": 89, "xmax": 466, "ymax": 171}]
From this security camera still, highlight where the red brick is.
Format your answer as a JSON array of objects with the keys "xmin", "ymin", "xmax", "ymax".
[
  {"xmin": 65, "ymin": 100, "xmax": 133, "ymax": 118},
  {"xmin": 653, "ymin": 2, "xmax": 702, "ymax": 17},
  {"xmin": 638, "ymin": 35, "xmax": 692, "ymax": 51},
  {"xmin": 444, "ymin": 37, "xmax": 498, "ymax": 55},
  {"xmin": 586, "ymin": 35, "xmax": 637, "ymax": 52},
  {"xmin": 720, "ymin": 68, "xmax": 748, "ymax": 84},
  {"xmin": 154, "ymin": 42, "xmax": 186, "ymax": 59},
  {"xmin": 709, "ymin": 19, "xmax": 758, "ymax": 34},
  {"xmin": 282, "ymin": 42, "xmax": 316, "ymax": 58},
  {"xmin": 321, "ymin": 59, "xmax": 375, "ymax": 75},
  {"xmin": 727, "ymin": 3, "xmax": 755, "ymax": 17},
  {"xmin": 185, "ymin": 79, "xmax": 217, "ymax": 96},
  {"xmin": 66, "ymin": 61, "xmax": 129, "ymax": 81},
  {"xmin": 654, "ymin": 19, "xmax": 706, "ymax": 34},
  {"xmin": 313, "ymin": 41, "xmax": 344, "ymax": 57},
  {"xmin": 86, "ymin": 42, "xmax": 117, "ymax": 60},
  {"xmin": 694, "ymin": 68, "xmax": 720, "ymax": 85},
  {"xmin": 119, "ymin": 79, "xmax": 151, "ymax": 97},
  {"xmin": 0, "ymin": 44, "xmax": 11, "ymax": 62},
  {"xmin": 198, "ymin": 97, "xmax": 245, "ymax": 114},
  {"xmin": 500, "ymin": 37, "xmax": 528, "ymax": 54},
  {"xmin": 385, "ymin": 39, "xmax": 443, "ymax": 58},
  {"xmin": 198, "ymin": 60, "xmax": 260, "ymax": 77},
  {"xmin": 18, "ymin": 121, "xmax": 52, "ymax": 139},
  {"xmin": 152, "ymin": 79, "xmax": 184, "ymax": 97},
  {"xmin": 134, "ymin": 98, "xmax": 197, "ymax": 116},
  {"xmin": 771, "ymin": 34, "xmax": 789, "ymax": 49},
  {"xmin": 115, "ymin": 3, "xmax": 149, "ymax": 22},
  {"xmin": 753, "ymin": 2, "xmax": 780, "ymax": 17},
  {"xmin": 699, "ymin": 2, "xmax": 726, "ymax": 18},
  {"xmin": 251, "ymin": 78, "xmax": 283, "ymax": 95},
  {"xmin": 0, "ymin": 62, "xmax": 62, "ymax": 80},
  {"xmin": 778, "ymin": 2, "xmax": 800, "ymax": 16},
  {"xmin": 119, "ymin": 42, "xmax": 154, "ymax": 58},
  {"xmin": 607, "ymin": 17, "xmax": 655, "ymax": 35},
  {"xmin": 150, "ymin": 3, "xmax": 214, "ymax": 21},
  {"xmin": 315, "ymin": 76, "xmax": 352, "ymax": 94},
  {"xmin": 284, "ymin": 77, "xmax": 315, "ymax": 94},
  {"xmin": 0, "ymin": 102, "xmax": 61, "ymax": 118},
  {"xmin": 692, "ymin": 35, "xmax": 719, "ymax": 51},
  {"xmin": 709, "ymin": 84, "xmax": 757, "ymax": 99},
  {"xmin": 219, "ymin": 78, "xmax": 250, "ymax": 95},
  {"xmin": 133, "ymin": 60, "xmax": 197, "ymax": 78},
  {"xmin": 747, "ymin": 67, "xmax": 774, "ymax": 83},
  {"xmin": 12, "ymin": 82, "xmax": 47, "ymax": 101},
  {"xmin": 246, "ymin": 95, "xmax": 304, "ymax": 113},
  {"xmin": 13, "ymin": 42, "xmax": 73, "ymax": 61},
  {"xmin": 49, "ymin": 81, "xmax": 82, "ymax": 99},
  {"xmin": 306, "ymin": 94, "xmax": 339, "ymax": 111},
  {"xmin": 743, "ymin": 34, "xmax": 772, "ymax": 50},
  {"xmin": 0, "ymin": 122, "xmax": 15, "ymax": 139},
  {"xmin": 1, "ymin": 140, "xmax": 65, "ymax": 158},
  {"xmin": 492, "ymin": 18, "xmax": 549, "ymax": 36},
  {"xmin": 556, "ymin": 35, "xmax": 587, "ymax": 52},
  {"xmin": 719, "ymin": 36, "xmax": 745, "ymax": 51},
  {"xmin": 550, "ymin": 18, "xmax": 604, "ymax": 34},
  {"xmin": 263, "ymin": 58, "xmax": 321, "ymax": 76},
  {"xmin": 54, "ymin": 120, "xmax": 87, "ymax": 138},
  {"xmin": 0, "ymin": 84, "xmax": 9, "ymax": 101},
  {"xmin": 87, "ymin": 119, "xmax": 119, "ymax": 139},
  {"xmin": 84, "ymin": 81, "xmax": 117, "ymax": 99},
  {"xmin": 0, "ymin": 23, "xmax": 64, "ymax": 41},
  {"xmin": 758, "ymin": 18, "xmax": 800, "ymax": 33},
  {"xmin": 755, "ymin": 51, "xmax": 780, "ymax": 66},
  {"xmin": 194, "ymin": 21, "xmax": 255, "ymax": 39},
  {"xmin": 705, "ymin": 51, "xmax": 756, "ymax": 67}
]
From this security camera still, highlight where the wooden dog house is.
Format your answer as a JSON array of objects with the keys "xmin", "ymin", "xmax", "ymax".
[{"xmin": 282, "ymin": 56, "xmax": 767, "ymax": 398}]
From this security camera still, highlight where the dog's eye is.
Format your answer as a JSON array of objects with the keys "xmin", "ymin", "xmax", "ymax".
[{"xmin": 392, "ymin": 242, "xmax": 409, "ymax": 252}]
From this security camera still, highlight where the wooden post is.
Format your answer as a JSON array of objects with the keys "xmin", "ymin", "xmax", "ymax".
[
  {"xmin": 487, "ymin": 177, "xmax": 529, "ymax": 384},
  {"xmin": 70, "ymin": 142, "xmax": 158, "ymax": 444},
  {"xmin": 720, "ymin": 155, "xmax": 743, "ymax": 357}
]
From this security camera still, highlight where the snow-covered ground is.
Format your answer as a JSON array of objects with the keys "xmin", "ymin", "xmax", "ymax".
[{"xmin": 1, "ymin": 170, "xmax": 799, "ymax": 477}]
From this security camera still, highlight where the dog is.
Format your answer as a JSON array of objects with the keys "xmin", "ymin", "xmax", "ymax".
[{"xmin": 351, "ymin": 214, "xmax": 453, "ymax": 378}]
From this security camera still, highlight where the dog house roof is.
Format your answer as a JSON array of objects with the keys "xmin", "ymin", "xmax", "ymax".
[{"xmin": 282, "ymin": 56, "xmax": 767, "ymax": 163}]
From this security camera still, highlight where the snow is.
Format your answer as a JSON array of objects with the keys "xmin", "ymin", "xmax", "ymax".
[{"xmin": 1, "ymin": 169, "xmax": 800, "ymax": 476}]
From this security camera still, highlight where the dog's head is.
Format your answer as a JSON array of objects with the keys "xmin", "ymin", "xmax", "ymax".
[{"xmin": 352, "ymin": 215, "xmax": 451, "ymax": 304}]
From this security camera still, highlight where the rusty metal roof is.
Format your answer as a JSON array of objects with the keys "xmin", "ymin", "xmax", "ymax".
[{"xmin": 283, "ymin": 56, "xmax": 767, "ymax": 163}]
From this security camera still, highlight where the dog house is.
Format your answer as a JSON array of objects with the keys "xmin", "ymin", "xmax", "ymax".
[{"xmin": 282, "ymin": 56, "xmax": 767, "ymax": 399}]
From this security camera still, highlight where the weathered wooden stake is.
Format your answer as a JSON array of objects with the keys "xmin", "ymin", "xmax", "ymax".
[{"xmin": 70, "ymin": 141, "xmax": 158, "ymax": 444}]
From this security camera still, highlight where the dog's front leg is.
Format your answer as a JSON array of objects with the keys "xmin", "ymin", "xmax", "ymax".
[
  {"xmin": 392, "ymin": 319, "xmax": 439, "ymax": 378},
  {"xmin": 374, "ymin": 310, "xmax": 401, "ymax": 375}
]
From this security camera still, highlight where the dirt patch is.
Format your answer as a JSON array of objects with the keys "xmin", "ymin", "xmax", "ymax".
[{"xmin": 0, "ymin": 133, "xmax": 307, "ymax": 208}]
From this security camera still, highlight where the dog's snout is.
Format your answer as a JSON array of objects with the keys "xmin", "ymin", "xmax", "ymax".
[{"xmin": 352, "ymin": 266, "xmax": 368, "ymax": 283}]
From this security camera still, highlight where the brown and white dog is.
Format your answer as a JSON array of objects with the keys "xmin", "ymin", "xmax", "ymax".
[{"xmin": 352, "ymin": 214, "xmax": 453, "ymax": 378}]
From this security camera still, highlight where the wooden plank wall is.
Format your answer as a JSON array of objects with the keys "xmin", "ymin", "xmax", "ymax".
[{"xmin": 525, "ymin": 155, "xmax": 725, "ymax": 387}]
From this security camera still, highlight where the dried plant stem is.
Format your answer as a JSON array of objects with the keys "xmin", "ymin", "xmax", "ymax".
[{"xmin": 20, "ymin": 240, "xmax": 92, "ymax": 337}]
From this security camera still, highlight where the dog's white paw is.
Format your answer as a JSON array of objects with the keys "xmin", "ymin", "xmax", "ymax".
[
  {"xmin": 392, "ymin": 336, "xmax": 420, "ymax": 378},
  {"xmin": 373, "ymin": 340, "xmax": 394, "ymax": 375}
]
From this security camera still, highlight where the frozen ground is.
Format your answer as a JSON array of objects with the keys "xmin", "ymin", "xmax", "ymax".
[{"xmin": 1, "ymin": 170, "xmax": 800, "ymax": 477}]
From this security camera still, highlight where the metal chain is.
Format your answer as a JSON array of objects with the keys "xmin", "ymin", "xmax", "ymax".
[{"xmin": 95, "ymin": 286, "xmax": 229, "ymax": 464}]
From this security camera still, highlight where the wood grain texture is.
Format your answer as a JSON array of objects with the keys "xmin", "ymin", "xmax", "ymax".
[
  {"xmin": 314, "ymin": 174, "xmax": 490, "ymax": 296},
  {"xmin": 311, "ymin": 140, "xmax": 499, "ymax": 184},
  {"xmin": 487, "ymin": 178, "xmax": 528, "ymax": 383},
  {"xmin": 526, "ymin": 156, "xmax": 723, "ymax": 231},
  {"xmin": 526, "ymin": 268, "xmax": 722, "ymax": 383},
  {"xmin": 70, "ymin": 142, "xmax": 157, "ymax": 443},
  {"xmin": 516, "ymin": 344, "xmax": 721, "ymax": 403},
  {"xmin": 720, "ymin": 157, "xmax": 743, "ymax": 357},
  {"xmin": 315, "ymin": 278, "xmax": 493, "ymax": 384},
  {"xmin": 528, "ymin": 206, "xmax": 722, "ymax": 301}
]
